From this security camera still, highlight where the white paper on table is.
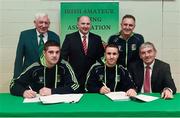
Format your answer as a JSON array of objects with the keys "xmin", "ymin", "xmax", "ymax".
[
  {"xmin": 132, "ymin": 94, "xmax": 159, "ymax": 102},
  {"xmin": 105, "ymin": 91, "xmax": 130, "ymax": 101},
  {"xmin": 39, "ymin": 94, "xmax": 83, "ymax": 104},
  {"xmin": 23, "ymin": 94, "xmax": 40, "ymax": 103}
]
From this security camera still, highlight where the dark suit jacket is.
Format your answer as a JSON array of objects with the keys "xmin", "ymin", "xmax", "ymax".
[
  {"xmin": 61, "ymin": 31, "xmax": 104, "ymax": 92},
  {"xmin": 13, "ymin": 28, "xmax": 60, "ymax": 78},
  {"xmin": 128, "ymin": 59, "xmax": 176, "ymax": 94}
]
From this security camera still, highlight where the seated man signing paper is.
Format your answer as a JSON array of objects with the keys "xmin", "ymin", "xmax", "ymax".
[
  {"xmin": 85, "ymin": 44, "xmax": 137, "ymax": 97},
  {"xmin": 10, "ymin": 40, "xmax": 79, "ymax": 98}
]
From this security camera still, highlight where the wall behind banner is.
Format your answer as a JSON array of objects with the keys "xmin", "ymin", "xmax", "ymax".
[{"xmin": 0, "ymin": 0, "xmax": 180, "ymax": 93}]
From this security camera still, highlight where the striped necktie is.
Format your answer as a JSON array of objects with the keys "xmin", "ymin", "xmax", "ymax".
[{"xmin": 82, "ymin": 35, "xmax": 87, "ymax": 55}]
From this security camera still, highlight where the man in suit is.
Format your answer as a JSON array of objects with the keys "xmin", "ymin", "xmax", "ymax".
[
  {"xmin": 108, "ymin": 14, "xmax": 144, "ymax": 69},
  {"xmin": 128, "ymin": 42, "xmax": 176, "ymax": 99},
  {"xmin": 61, "ymin": 16, "xmax": 104, "ymax": 92},
  {"xmin": 13, "ymin": 12, "xmax": 60, "ymax": 79}
]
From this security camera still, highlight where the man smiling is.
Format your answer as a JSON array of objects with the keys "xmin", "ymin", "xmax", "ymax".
[
  {"xmin": 108, "ymin": 14, "xmax": 144, "ymax": 69},
  {"xmin": 129, "ymin": 42, "xmax": 176, "ymax": 99},
  {"xmin": 13, "ymin": 12, "xmax": 60, "ymax": 79}
]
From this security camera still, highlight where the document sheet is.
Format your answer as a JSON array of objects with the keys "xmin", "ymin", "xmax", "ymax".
[
  {"xmin": 23, "ymin": 94, "xmax": 41, "ymax": 103},
  {"xmin": 23, "ymin": 94, "xmax": 83, "ymax": 104},
  {"xmin": 40, "ymin": 94, "xmax": 83, "ymax": 104},
  {"xmin": 105, "ymin": 91, "xmax": 130, "ymax": 101},
  {"xmin": 131, "ymin": 94, "xmax": 159, "ymax": 102}
]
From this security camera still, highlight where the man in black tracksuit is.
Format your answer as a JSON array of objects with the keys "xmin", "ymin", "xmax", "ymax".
[
  {"xmin": 108, "ymin": 14, "xmax": 144, "ymax": 69},
  {"xmin": 10, "ymin": 40, "xmax": 79, "ymax": 98},
  {"xmin": 85, "ymin": 44, "xmax": 137, "ymax": 96}
]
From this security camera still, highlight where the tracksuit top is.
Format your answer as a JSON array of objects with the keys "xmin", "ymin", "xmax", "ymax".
[
  {"xmin": 10, "ymin": 60, "xmax": 79, "ymax": 96},
  {"xmin": 85, "ymin": 63, "xmax": 136, "ymax": 93},
  {"xmin": 108, "ymin": 32, "xmax": 144, "ymax": 68}
]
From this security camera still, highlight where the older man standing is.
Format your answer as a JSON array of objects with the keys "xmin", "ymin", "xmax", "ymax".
[{"xmin": 13, "ymin": 12, "xmax": 60, "ymax": 79}]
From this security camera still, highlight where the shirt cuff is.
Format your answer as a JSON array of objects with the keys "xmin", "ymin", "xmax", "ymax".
[{"xmin": 163, "ymin": 87, "xmax": 173, "ymax": 93}]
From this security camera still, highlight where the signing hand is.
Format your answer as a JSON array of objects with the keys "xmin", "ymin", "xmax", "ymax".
[
  {"xmin": 99, "ymin": 86, "xmax": 111, "ymax": 94},
  {"xmin": 23, "ymin": 90, "xmax": 37, "ymax": 98}
]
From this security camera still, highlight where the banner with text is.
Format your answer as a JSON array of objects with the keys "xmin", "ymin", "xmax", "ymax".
[{"xmin": 60, "ymin": 2, "xmax": 119, "ymax": 44}]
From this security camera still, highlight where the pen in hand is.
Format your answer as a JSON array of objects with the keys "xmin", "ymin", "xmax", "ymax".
[
  {"xmin": 103, "ymin": 82, "xmax": 107, "ymax": 87},
  {"xmin": 101, "ymin": 82, "xmax": 110, "ymax": 94},
  {"xmin": 28, "ymin": 85, "xmax": 37, "ymax": 97},
  {"xmin": 28, "ymin": 86, "xmax": 33, "ymax": 91}
]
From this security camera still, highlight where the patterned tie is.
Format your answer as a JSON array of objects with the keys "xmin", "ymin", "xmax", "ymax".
[
  {"xmin": 38, "ymin": 34, "xmax": 44, "ymax": 57},
  {"xmin": 144, "ymin": 65, "xmax": 151, "ymax": 93},
  {"xmin": 82, "ymin": 35, "xmax": 87, "ymax": 55}
]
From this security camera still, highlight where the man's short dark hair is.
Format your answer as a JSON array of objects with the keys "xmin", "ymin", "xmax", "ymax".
[
  {"xmin": 122, "ymin": 14, "xmax": 136, "ymax": 22},
  {"xmin": 44, "ymin": 40, "xmax": 60, "ymax": 51},
  {"xmin": 105, "ymin": 44, "xmax": 119, "ymax": 53}
]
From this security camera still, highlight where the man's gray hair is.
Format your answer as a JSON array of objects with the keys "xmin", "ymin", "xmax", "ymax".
[
  {"xmin": 140, "ymin": 42, "xmax": 157, "ymax": 52},
  {"xmin": 34, "ymin": 12, "xmax": 49, "ymax": 21}
]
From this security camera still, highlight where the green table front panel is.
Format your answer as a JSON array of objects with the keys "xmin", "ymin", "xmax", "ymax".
[{"xmin": 0, "ymin": 93, "xmax": 180, "ymax": 117}]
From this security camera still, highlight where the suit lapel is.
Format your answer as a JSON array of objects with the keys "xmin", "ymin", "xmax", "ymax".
[
  {"xmin": 151, "ymin": 59, "xmax": 159, "ymax": 89},
  {"xmin": 76, "ymin": 32, "xmax": 86, "ymax": 55},
  {"xmin": 139, "ymin": 62, "xmax": 145, "ymax": 88},
  {"xmin": 31, "ymin": 29, "xmax": 39, "ymax": 56},
  {"xmin": 87, "ymin": 33, "xmax": 94, "ymax": 55}
]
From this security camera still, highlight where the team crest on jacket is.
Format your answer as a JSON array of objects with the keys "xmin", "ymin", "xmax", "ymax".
[
  {"xmin": 117, "ymin": 75, "xmax": 120, "ymax": 82},
  {"xmin": 38, "ymin": 76, "xmax": 44, "ymax": 84},
  {"xmin": 57, "ymin": 74, "xmax": 61, "ymax": 82},
  {"xmin": 98, "ymin": 75, "xmax": 104, "ymax": 82},
  {"xmin": 118, "ymin": 46, "xmax": 122, "ymax": 52},
  {"xmin": 131, "ymin": 44, "xmax": 136, "ymax": 51}
]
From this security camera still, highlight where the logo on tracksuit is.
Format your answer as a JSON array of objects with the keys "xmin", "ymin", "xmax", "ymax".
[{"xmin": 131, "ymin": 44, "xmax": 136, "ymax": 51}]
